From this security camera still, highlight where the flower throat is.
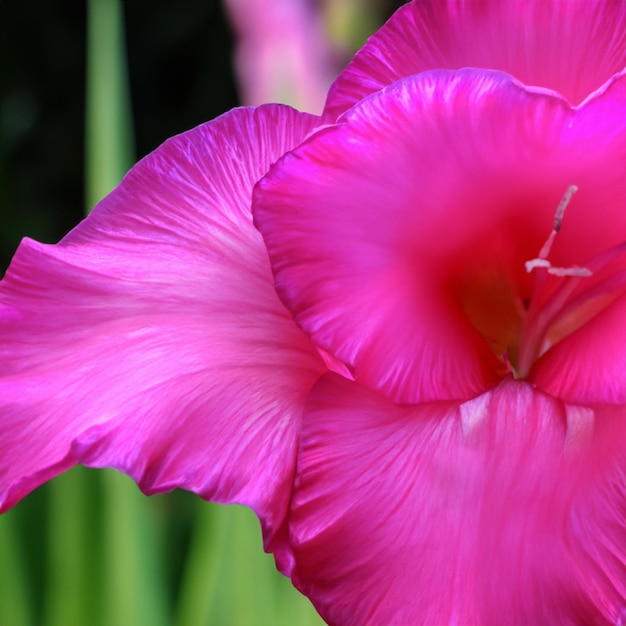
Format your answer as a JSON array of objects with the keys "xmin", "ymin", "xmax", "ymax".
[{"xmin": 459, "ymin": 186, "xmax": 626, "ymax": 379}]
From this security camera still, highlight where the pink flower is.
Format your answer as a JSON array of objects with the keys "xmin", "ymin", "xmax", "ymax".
[
  {"xmin": 2, "ymin": 1, "xmax": 626, "ymax": 624},
  {"xmin": 224, "ymin": 0, "xmax": 337, "ymax": 112}
]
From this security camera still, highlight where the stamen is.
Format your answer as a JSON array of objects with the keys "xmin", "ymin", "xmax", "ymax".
[
  {"xmin": 517, "ymin": 185, "xmax": 590, "ymax": 376},
  {"xmin": 516, "ymin": 186, "xmax": 626, "ymax": 378},
  {"xmin": 525, "ymin": 185, "xmax": 590, "ymax": 277}
]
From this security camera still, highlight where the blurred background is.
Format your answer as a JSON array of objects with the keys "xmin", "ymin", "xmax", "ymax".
[{"xmin": 0, "ymin": 1, "xmax": 402, "ymax": 624}]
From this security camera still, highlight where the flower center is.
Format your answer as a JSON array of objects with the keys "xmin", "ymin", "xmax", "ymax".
[{"xmin": 455, "ymin": 186, "xmax": 626, "ymax": 379}]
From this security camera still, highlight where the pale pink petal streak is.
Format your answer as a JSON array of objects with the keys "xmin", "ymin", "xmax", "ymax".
[
  {"xmin": 323, "ymin": 0, "xmax": 626, "ymax": 120},
  {"xmin": 288, "ymin": 374, "xmax": 626, "ymax": 626},
  {"xmin": 0, "ymin": 106, "xmax": 325, "ymax": 552}
]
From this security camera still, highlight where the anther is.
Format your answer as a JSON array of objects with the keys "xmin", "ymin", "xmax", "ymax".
[{"xmin": 553, "ymin": 184, "xmax": 578, "ymax": 232}]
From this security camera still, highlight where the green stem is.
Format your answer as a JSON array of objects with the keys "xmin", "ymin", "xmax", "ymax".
[
  {"xmin": 86, "ymin": 0, "xmax": 134, "ymax": 211},
  {"xmin": 175, "ymin": 503, "xmax": 324, "ymax": 626},
  {"xmin": 44, "ymin": 468, "xmax": 98, "ymax": 626},
  {"xmin": 173, "ymin": 501, "xmax": 220, "ymax": 626},
  {"xmin": 0, "ymin": 508, "xmax": 34, "ymax": 626},
  {"xmin": 100, "ymin": 471, "xmax": 170, "ymax": 626}
]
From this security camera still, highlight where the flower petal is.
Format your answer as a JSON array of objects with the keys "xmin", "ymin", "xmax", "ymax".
[
  {"xmin": 532, "ymin": 294, "xmax": 626, "ymax": 405},
  {"xmin": 288, "ymin": 374, "xmax": 626, "ymax": 625},
  {"xmin": 0, "ymin": 105, "xmax": 325, "ymax": 550},
  {"xmin": 255, "ymin": 70, "xmax": 626, "ymax": 404},
  {"xmin": 323, "ymin": 0, "xmax": 626, "ymax": 120}
]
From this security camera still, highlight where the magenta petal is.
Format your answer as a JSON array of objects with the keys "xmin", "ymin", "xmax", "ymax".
[
  {"xmin": 255, "ymin": 71, "xmax": 511, "ymax": 404},
  {"xmin": 289, "ymin": 374, "xmax": 626, "ymax": 625},
  {"xmin": 0, "ymin": 106, "xmax": 325, "ymax": 546},
  {"xmin": 255, "ymin": 70, "xmax": 626, "ymax": 404},
  {"xmin": 323, "ymin": 0, "xmax": 626, "ymax": 121},
  {"xmin": 532, "ymin": 294, "xmax": 626, "ymax": 405}
]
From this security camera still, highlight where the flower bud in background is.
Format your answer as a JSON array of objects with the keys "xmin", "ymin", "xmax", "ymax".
[
  {"xmin": 224, "ymin": 0, "xmax": 390, "ymax": 112},
  {"xmin": 225, "ymin": 0, "xmax": 335, "ymax": 112}
]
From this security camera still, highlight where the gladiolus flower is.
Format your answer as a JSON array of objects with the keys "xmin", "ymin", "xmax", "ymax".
[{"xmin": 2, "ymin": 1, "xmax": 626, "ymax": 624}]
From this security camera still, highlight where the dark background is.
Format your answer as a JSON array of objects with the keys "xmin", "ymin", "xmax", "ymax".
[{"xmin": 0, "ymin": 1, "xmax": 238, "ymax": 272}]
